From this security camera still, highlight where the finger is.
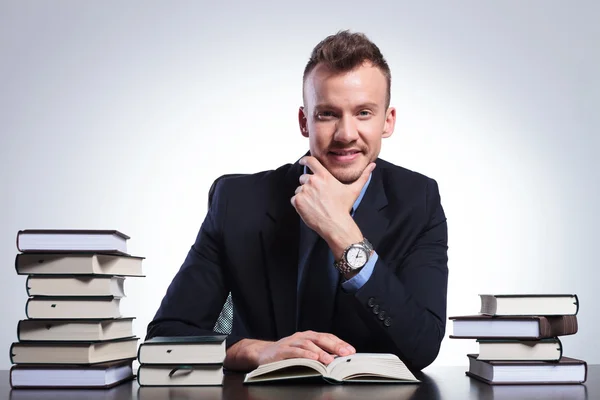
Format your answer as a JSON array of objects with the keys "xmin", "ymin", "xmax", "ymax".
[
  {"xmin": 290, "ymin": 338, "xmax": 335, "ymax": 365},
  {"xmin": 299, "ymin": 156, "xmax": 328, "ymax": 176},
  {"xmin": 295, "ymin": 185, "xmax": 303, "ymax": 194},
  {"xmin": 279, "ymin": 346, "xmax": 320, "ymax": 361},
  {"xmin": 299, "ymin": 174, "xmax": 311, "ymax": 185},
  {"xmin": 290, "ymin": 195, "xmax": 297, "ymax": 208},
  {"xmin": 304, "ymin": 331, "xmax": 356, "ymax": 357}
]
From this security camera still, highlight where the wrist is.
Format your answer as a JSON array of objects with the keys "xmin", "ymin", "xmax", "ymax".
[
  {"xmin": 323, "ymin": 216, "xmax": 363, "ymax": 260},
  {"xmin": 224, "ymin": 338, "xmax": 270, "ymax": 372}
]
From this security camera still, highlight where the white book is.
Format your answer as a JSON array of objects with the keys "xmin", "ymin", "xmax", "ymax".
[
  {"xmin": 10, "ymin": 338, "xmax": 139, "ymax": 364},
  {"xmin": 10, "ymin": 360, "xmax": 133, "ymax": 388},
  {"xmin": 18, "ymin": 318, "xmax": 134, "ymax": 341},
  {"xmin": 477, "ymin": 338, "xmax": 562, "ymax": 361},
  {"xmin": 479, "ymin": 294, "xmax": 578, "ymax": 316},
  {"xmin": 26, "ymin": 297, "xmax": 121, "ymax": 319},
  {"xmin": 137, "ymin": 365, "xmax": 223, "ymax": 386},
  {"xmin": 17, "ymin": 230, "xmax": 129, "ymax": 253},
  {"xmin": 466, "ymin": 354, "xmax": 587, "ymax": 384},
  {"xmin": 26, "ymin": 276, "xmax": 126, "ymax": 297},
  {"xmin": 16, "ymin": 253, "xmax": 144, "ymax": 276},
  {"xmin": 138, "ymin": 335, "xmax": 226, "ymax": 364}
]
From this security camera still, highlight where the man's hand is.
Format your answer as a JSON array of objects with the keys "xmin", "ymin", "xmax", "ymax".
[
  {"xmin": 291, "ymin": 156, "xmax": 375, "ymax": 259},
  {"xmin": 224, "ymin": 331, "xmax": 356, "ymax": 371}
]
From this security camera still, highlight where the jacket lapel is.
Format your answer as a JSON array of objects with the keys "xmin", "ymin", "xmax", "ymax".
[
  {"xmin": 352, "ymin": 160, "xmax": 389, "ymax": 253},
  {"xmin": 260, "ymin": 162, "xmax": 302, "ymax": 339}
]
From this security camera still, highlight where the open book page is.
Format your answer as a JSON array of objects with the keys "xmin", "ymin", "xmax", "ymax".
[
  {"xmin": 326, "ymin": 353, "xmax": 420, "ymax": 383},
  {"xmin": 244, "ymin": 353, "xmax": 420, "ymax": 384},
  {"xmin": 244, "ymin": 358, "xmax": 327, "ymax": 383}
]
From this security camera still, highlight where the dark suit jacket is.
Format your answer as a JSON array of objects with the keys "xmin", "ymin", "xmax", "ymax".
[{"xmin": 146, "ymin": 157, "xmax": 448, "ymax": 371}]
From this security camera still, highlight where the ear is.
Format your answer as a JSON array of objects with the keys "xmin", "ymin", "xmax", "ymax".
[
  {"xmin": 382, "ymin": 107, "xmax": 396, "ymax": 138},
  {"xmin": 298, "ymin": 107, "xmax": 309, "ymax": 138}
]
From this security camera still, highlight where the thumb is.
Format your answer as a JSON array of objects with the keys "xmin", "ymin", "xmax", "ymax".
[{"xmin": 351, "ymin": 162, "xmax": 376, "ymax": 192}]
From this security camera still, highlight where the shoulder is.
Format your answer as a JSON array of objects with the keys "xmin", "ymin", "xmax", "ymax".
[
  {"xmin": 209, "ymin": 163, "xmax": 295, "ymax": 203},
  {"xmin": 376, "ymin": 158, "xmax": 439, "ymax": 189},
  {"xmin": 376, "ymin": 158, "xmax": 443, "ymax": 208}
]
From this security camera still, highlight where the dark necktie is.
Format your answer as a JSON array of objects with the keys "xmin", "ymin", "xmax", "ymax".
[{"xmin": 298, "ymin": 235, "xmax": 338, "ymax": 332}]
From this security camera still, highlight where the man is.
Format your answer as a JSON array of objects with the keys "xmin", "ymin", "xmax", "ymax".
[{"xmin": 147, "ymin": 30, "xmax": 448, "ymax": 372}]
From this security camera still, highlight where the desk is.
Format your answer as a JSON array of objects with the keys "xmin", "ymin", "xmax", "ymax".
[{"xmin": 2, "ymin": 366, "xmax": 598, "ymax": 400}]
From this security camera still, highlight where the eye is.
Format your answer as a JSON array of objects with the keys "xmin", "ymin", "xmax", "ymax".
[
  {"xmin": 316, "ymin": 111, "xmax": 336, "ymax": 120},
  {"xmin": 358, "ymin": 110, "xmax": 372, "ymax": 118}
]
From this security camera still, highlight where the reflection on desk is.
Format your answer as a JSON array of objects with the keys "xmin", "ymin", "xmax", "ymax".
[
  {"xmin": 469, "ymin": 382, "xmax": 588, "ymax": 400},
  {"xmin": 135, "ymin": 372, "xmax": 440, "ymax": 400},
  {"xmin": 9, "ymin": 382, "xmax": 134, "ymax": 400}
]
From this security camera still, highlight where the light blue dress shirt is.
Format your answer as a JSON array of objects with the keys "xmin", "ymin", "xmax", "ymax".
[{"xmin": 298, "ymin": 166, "xmax": 378, "ymax": 295}]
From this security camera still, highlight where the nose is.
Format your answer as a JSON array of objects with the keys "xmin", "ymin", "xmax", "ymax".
[{"xmin": 333, "ymin": 115, "xmax": 359, "ymax": 144}]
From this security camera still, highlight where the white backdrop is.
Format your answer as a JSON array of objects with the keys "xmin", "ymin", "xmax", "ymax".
[{"xmin": 1, "ymin": 1, "xmax": 598, "ymax": 370}]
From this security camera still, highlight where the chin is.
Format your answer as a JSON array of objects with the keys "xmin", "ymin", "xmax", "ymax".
[{"xmin": 330, "ymin": 167, "xmax": 365, "ymax": 184}]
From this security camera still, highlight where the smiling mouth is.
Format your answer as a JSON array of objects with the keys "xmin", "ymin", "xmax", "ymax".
[
  {"xmin": 329, "ymin": 150, "xmax": 361, "ymax": 156},
  {"xmin": 328, "ymin": 150, "xmax": 362, "ymax": 163}
]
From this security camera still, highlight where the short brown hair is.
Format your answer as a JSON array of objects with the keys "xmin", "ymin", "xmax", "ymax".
[{"xmin": 303, "ymin": 30, "xmax": 392, "ymax": 107}]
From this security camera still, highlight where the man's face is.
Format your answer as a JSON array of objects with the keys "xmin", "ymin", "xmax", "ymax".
[{"xmin": 299, "ymin": 62, "xmax": 396, "ymax": 184}]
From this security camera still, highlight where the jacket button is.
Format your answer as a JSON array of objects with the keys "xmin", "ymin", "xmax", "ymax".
[
  {"xmin": 367, "ymin": 297, "xmax": 376, "ymax": 308},
  {"xmin": 372, "ymin": 305, "xmax": 380, "ymax": 314},
  {"xmin": 384, "ymin": 317, "xmax": 392, "ymax": 327},
  {"xmin": 378, "ymin": 311, "xmax": 386, "ymax": 321}
]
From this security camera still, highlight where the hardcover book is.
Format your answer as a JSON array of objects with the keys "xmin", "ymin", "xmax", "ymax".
[
  {"xmin": 137, "ymin": 365, "xmax": 224, "ymax": 387},
  {"xmin": 466, "ymin": 353, "xmax": 587, "ymax": 384},
  {"xmin": 476, "ymin": 338, "xmax": 562, "ymax": 361},
  {"xmin": 17, "ymin": 229, "xmax": 129, "ymax": 254},
  {"xmin": 26, "ymin": 276, "xmax": 126, "ymax": 297},
  {"xmin": 449, "ymin": 315, "xmax": 578, "ymax": 339},
  {"xmin": 25, "ymin": 296, "xmax": 122, "ymax": 319},
  {"xmin": 10, "ymin": 337, "xmax": 138, "ymax": 364},
  {"xmin": 479, "ymin": 294, "xmax": 578, "ymax": 316},
  {"xmin": 9, "ymin": 360, "xmax": 133, "ymax": 389},
  {"xmin": 138, "ymin": 335, "xmax": 227, "ymax": 365},
  {"xmin": 17, "ymin": 318, "xmax": 134, "ymax": 342},
  {"xmin": 243, "ymin": 353, "xmax": 419, "ymax": 384},
  {"xmin": 16, "ymin": 253, "xmax": 144, "ymax": 276}
]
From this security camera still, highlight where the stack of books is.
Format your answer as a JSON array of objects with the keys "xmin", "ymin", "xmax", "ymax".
[
  {"xmin": 449, "ymin": 294, "xmax": 587, "ymax": 385},
  {"xmin": 136, "ymin": 335, "xmax": 227, "ymax": 386},
  {"xmin": 9, "ymin": 229, "xmax": 144, "ymax": 389}
]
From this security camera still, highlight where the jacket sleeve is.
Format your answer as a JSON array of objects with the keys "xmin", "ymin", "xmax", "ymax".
[
  {"xmin": 351, "ymin": 178, "xmax": 448, "ymax": 371},
  {"xmin": 145, "ymin": 180, "xmax": 243, "ymax": 348}
]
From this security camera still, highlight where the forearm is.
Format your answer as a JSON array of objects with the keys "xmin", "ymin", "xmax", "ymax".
[{"xmin": 353, "ymin": 257, "xmax": 447, "ymax": 370}]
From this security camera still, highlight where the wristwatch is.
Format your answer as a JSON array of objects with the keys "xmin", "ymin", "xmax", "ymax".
[{"xmin": 334, "ymin": 238, "xmax": 374, "ymax": 275}]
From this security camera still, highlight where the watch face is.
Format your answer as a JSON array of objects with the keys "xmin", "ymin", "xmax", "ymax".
[{"xmin": 346, "ymin": 246, "xmax": 368, "ymax": 269}]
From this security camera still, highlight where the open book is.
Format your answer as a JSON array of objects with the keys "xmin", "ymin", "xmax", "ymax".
[{"xmin": 244, "ymin": 353, "xmax": 419, "ymax": 384}]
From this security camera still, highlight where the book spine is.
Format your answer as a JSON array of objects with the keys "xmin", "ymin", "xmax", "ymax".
[
  {"xmin": 16, "ymin": 320, "xmax": 22, "ymax": 342},
  {"xmin": 573, "ymin": 294, "xmax": 579, "ymax": 315},
  {"xmin": 14, "ymin": 254, "xmax": 22, "ymax": 275},
  {"xmin": 9, "ymin": 365, "xmax": 15, "ymax": 389},
  {"xmin": 541, "ymin": 315, "xmax": 578, "ymax": 337},
  {"xmin": 16, "ymin": 231, "xmax": 22, "ymax": 253},
  {"xmin": 25, "ymin": 275, "xmax": 31, "ymax": 297},
  {"xmin": 137, "ymin": 343, "xmax": 144, "ymax": 364},
  {"xmin": 25, "ymin": 298, "xmax": 30, "ymax": 319},
  {"xmin": 557, "ymin": 337, "xmax": 563, "ymax": 360},
  {"xmin": 9, "ymin": 343, "xmax": 16, "ymax": 364}
]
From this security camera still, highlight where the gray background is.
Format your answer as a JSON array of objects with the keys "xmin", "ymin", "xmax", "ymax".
[{"xmin": 1, "ymin": 0, "xmax": 598, "ymax": 370}]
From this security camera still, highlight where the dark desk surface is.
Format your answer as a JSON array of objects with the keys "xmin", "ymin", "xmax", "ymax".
[{"xmin": 2, "ymin": 366, "xmax": 598, "ymax": 400}]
